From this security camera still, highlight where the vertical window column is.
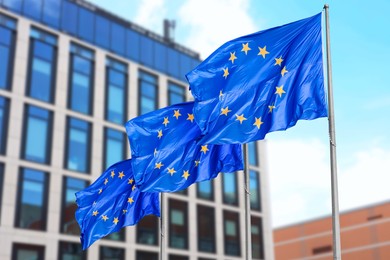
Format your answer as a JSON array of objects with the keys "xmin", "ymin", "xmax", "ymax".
[
  {"xmin": 222, "ymin": 172, "xmax": 238, "ymax": 206},
  {"xmin": 27, "ymin": 27, "xmax": 57, "ymax": 103},
  {"xmin": 104, "ymin": 128, "xmax": 126, "ymax": 169},
  {"xmin": 0, "ymin": 13, "xmax": 16, "ymax": 90},
  {"xmin": 197, "ymin": 205, "xmax": 216, "ymax": 253},
  {"xmin": 223, "ymin": 210, "xmax": 241, "ymax": 256},
  {"xmin": 250, "ymin": 170, "xmax": 261, "ymax": 211},
  {"xmin": 169, "ymin": 199, "xmax": 188, "ymax": 249},
  {"xmin": 197, "ymin": 180, "xmax": 214, "ymax": 201},
  {"xmin": 68, "ymin": 43, "xmax": 94, "ymax": 115},
  {"xmin": 251, "ymin": 216, "xmax": 265, "ymax": 259},
  {"xmin": 105, "ymin": 58, "xmax": 127, "ymax": 124},
  {"xmin": 138, "ymin": 70, "xmax": 157, "ymax": 115},
  {"xmin": 0, "ymin": 96, "xmax": 10, "ymax": 154},
  {"xmin": 136, "ymin": 215, "xmax": 159, "ymax": 245},
  {"xmin": 168, "ymin": 82, "xmax": 185, "ymax": 105}
]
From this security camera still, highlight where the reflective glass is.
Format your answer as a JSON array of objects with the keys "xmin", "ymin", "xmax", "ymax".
[
  {"xmin": 180, "ymin": 54, "xmax": 193, "ymax": 82},
  {"xmin": 154, "ymin": 41, "xmax": 166, "ymax": 72},
  {"xmin": 0, "ymin": 26, "xmax": 14, "ymax": 90},
  {"xmin": 29, "ymin": 58, "xmax": 52, "ymax": 102},
  {"xmin": 126, "ymin": 29, "xmax": 140, "ymax": 60},
  {"xmin": 139, "ymin": 71, "xmax": 157, "ymax": 115},
  {"xmin": 100, "ymin": 246, "xmax": 124, "ymax": 260},
  {"xmin": 111, "ymin": 23, "xmax": 125, "ymax": 55},
  {"xmin": 222, "ymin": 173, "xmax": 238, "ymax": 205},
  {"xmin": 248, "ymin": 142, "xmax": 258, "ymax": 165},
  {"xmin": 106, "ymin": 63, "xmax": 126, "ymax": 124},
  {"xmin": 59, "ymin": 241, "xmax": 86, "ymax": 260},
  {"xmin": 251, "ymin": 217, "xmax": 264, "ymax": 259},
  {"xmin": 169, "ymin": 200, "xmax": 188, "ymax": 249},
  {"xmin": 66, "ymin": 117, "xmax": 90, "ymax": 173},
  {"xmin": 3, "ymin": 0, "xmax": 22, "ymax": 13},
  {"xmin": 17, "ymin": 168, "xmax": 48, "ymax": 230},
  {"xmin": 137, "ymin": 215, "xmax": 158, "ymax": 245},
  {"xmin": 223, "ymin": 211, "xmax": 241, "ymax": 256},
  {"xmin": 0, "ymin": 46, "xmax": 10, "ymax": 89},
  {"xmin": 250, "ymin": 170, "xmax": 261, "ymax": 211},
  {"xmin": 78, "ymin": 7, "xmax": 94, "ymax": 42},
  {"xmin": 23, "ymin": 0, "xmax": 42, "ymax": 20},
  {"xmin": 95, "ymin": 16, "xmax": 110, "ymax": 49},
  {"xmin": 104, "ymin": 128, "xmax": 125, "ymax": 169},
  {"xmin": 197, "ymin": 180, "xmax": 213, "ymax": 200},
  {"xmin": 139, "ymin": 35, "xmax": 153, "ymax": 66},
  {"xmin": 0, "ymin": 97, "xmax": 8, "ymax": 154},
  {"xmin": 43, "ymin": 0, "xmax": 61, "ymax": 28},
  {"xmin": 168, "ymin": 82, "xmax": 185, "ymax": 105},
  {"xmin": 61, "ymin": 1, "xmax": 78, "ymax": 35},
  {"xmin": 197, "ymin": 206, "xmax": 215, "ymax": 252},
  {"xmin": 13, "ymin": 244, "xmax": 45, "ymax": 260},
  {"xmin": 167, "ymin": 48, "xmax": 179, "ymax": 77}
]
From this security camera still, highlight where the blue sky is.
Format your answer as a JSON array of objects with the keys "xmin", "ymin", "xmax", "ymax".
[{"xmin": 90, "ymin": 0, "xmax": 390, "ymax": 227}]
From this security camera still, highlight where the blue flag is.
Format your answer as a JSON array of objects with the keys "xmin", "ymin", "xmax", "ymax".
[
  {"xmin": 75, "ymin": 159, "xmax": 160, "ymax": 250},
  {"xmin": 186, "ymin": 13, "xmax": 327, "ymax": 144},
  {"xmin": 125, "ymin": 101, "xmax": 243, "ymax": 193}
]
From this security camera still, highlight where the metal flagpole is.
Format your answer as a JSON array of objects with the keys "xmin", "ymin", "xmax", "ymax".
[
  {"xmin": 243, "ymin": 143, "xmax": 252, "ymax": 260},
  {"xmin": 324, "ymin": 4, "xmax": 342, "ymax": 260},
  {"xmin": 160, "ymin": 193, "xmax": 166, "ymax": 260}
]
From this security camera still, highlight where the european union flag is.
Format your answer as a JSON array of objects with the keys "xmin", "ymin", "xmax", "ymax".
[
  {"xmin": 125, "ymin": 101, "xmax": 243, "ymax": 193},
  {"xmin": 186, "ymin": 13, "xmax": 327, "ymax": 144},
  {"xmin": 75, "ymin": 159, "xmax": 160, "ymax": 250}
]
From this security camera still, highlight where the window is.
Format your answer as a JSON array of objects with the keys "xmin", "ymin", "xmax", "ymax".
[
  {"xmin": 136, "ymin": 251, "xmax": 158, "ymax": 260},
  {"xmin": 105, "ymin": 58, "xmax": 127, "ymax": 124},
  {"xmin": 100, "ymin": 246, "xmax": 124, "ymax": 260},
  {"xmin": 21, "ymin": 105, "xmax": 53, "ymax": 164},
  {"xmin": 95, "ymin": 16, "xmax": 110, "ymax": 49},
  {"xmin": 111, "ymin": 23, "xmax": 125, "ymax": 55},
  {"xmin": 42, "ymin": 0, "xmax": 61, "ymax": 28},
  {"xmin": 0, "ymin": 96, "xmax": 10, "ymax": 154},
  {"xmin": 169, "ymin": 199, "xmax": 188, "ymax": 249},
  {"xmin": 61, "ymin": 1, "xmax": 77, "ymax": 35},
  {"xmin": 61, "ymin": 177, "xmax": 88, "ymax": 235},
  {"xmin": 250, "ymin": 170, "xmax": 261, "ymax": 211},
  {"xmin": 169, "ymin": 255, "xmax": 188, "ymax": 260},
  {"xmin": 251, "ymin": 216, "xmax": 264, "ymax": 259},
  {"xmin": 223, "ymin": 211, "xmax": 241, "ymax": 256},
  {"xmin": 0, "ymin": 13, "xmax": 16, "ymax": 90},
  {"xmin": 59, "ymin": 241, "xmax": 86, "ymax": 260},
  {"xmin": 139, "ymin": 35, "xmax": 153, "ymax": 67},
  {"xmin": 0, "ymin": 163, "xmax": 4, "ymax": 219},
  {"xmin": 136, "ymin": 215, "xmax": 158, "ymax": 245},
  {"xmin": 138, "ymin": 70, "xmax": 157, "ymax": 115},
  {"xmin": 104, "ymin": 229, "xmax": 125, "ymax": 242},
  {"xmin": 248, "ymin": 141, "xmax": 258, "ymax": 166},
  {"xmin": 12, "ymin": 243, "xmax": 45, "ymax": 260},
  {"xmin": 2, "ymin": 0, "xmax": 22, "ymax": 13},
  {"xmin": 197, "ymin": 205, "xmax": 215, "ymax": 253},
  {"xmin": 197, "ymin": 180, "xmax": 214, "ymax": 200},
  {"xmin": 126, "ymin": 29, "xmax": 140, "ymax": 61},
  {"xmin": 68, "ymin": 43, "xmax": 94, "ymax": 115},
  {"xmin": 167, "ymin": 48, "xmax": 179, "ymax": 78},
  {"xmin": 168, "ymin": 82, "xmax": 186, "ymax": 105},
  {"xmin": 15, "ymin": 168, "xmax": 49, "ymax": 230},
  {"xmin": 78, "ymin": 7, "xmax": 94, "ymax": 42},
  {"xmin": 104, "ymin": 128, "xmax": 126, "ymax": 169},
  {"xmin": 222, "ymin": 172, "xmax": 238, "ymax": 205},
  {"xmin": 65, "ymin": 117, "xmax": 91, "ymax": 173},
  {"xmin": 27, "ymin": 27, "xmax": 57, "ymax": 103},
  {"xmin": 154, "ymin": 41, "xmax": 166, "ymax": 72}
]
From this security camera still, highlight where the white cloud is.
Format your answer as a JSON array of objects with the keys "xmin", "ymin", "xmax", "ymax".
[
  {"xmin": 133, "ymin": 0, "xmax": 166, "ymax": 33},
  {"xmin": 178, "ymin": 0, "xmax": 258, "ymax": 59}
]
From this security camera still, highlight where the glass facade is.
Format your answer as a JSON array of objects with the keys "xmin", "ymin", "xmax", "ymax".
[
  {"xmin": 105, "ymin": 58, "xmax": 127, "ymax": 125},
  {"xmin": 104, "ymin": 128, "xmax": 126, "ymax": 169},
  {"xmin": 197, "ymin": 205, "xmax": 216, "ymax": 253},
  {"xmin": 250, "ymin": 170, "xmax": 261, "ymax": 211},
  {"xmin": 15, "ymin": 168, "xmax": 49, "ymax": 230},
  {"xmin": 222, "ymin": 172, "xmax": 238, "ymax": 205},
  {"xmin": 197, "ymin": 180, "xmax": 214, "ymax": 200},
  {"xmin": 223, "ymin": 211, "xmax": 241, "ymax": 256},
  {"xmin": 0, "ymin": 96, "xmax": 9, "ymax": 154},
  {"xmin": 251, "ymin": 216, "xmax": 265, "ymax": 259},
  {"xmin": 136, "ymin": 251, "xmax": 158, "ymax": 260},
  {"xmin": 59, "ymin": 241, "xmax": 86, "ymax": 260},
  {"xmin": 68, "ymin": 43, "xmax": 94, "ymax": 115},
  {"xmin": 99, "ymin": 246, "xmax": 124, "ymax": 260},
  {"xmin": 169, "ymin": 199, "xmax": 188, "ymax": 249},
  {"xmin": 0, "ymin": 13, "xmax": 16, "ymax": 90},
  {"xmin": 65, "ymin": 117, "xmax": 91, "ymax": 173},
  {"xmin": 12, "ymin": 243, "xmax": 45, "ymax": 260},
  {"xmin": 136, "ymin": 215, "xmax": 159, "ymax": 245},
  {"xmin": 21, "ymin": 105, "xmax": 53, "ymax": 164},
  {"xmin": 27, "ymin": 27, "xmax": 57, "ymax": 103},
  {"xmin": 138, "ymin": 70, "xmax": 157, "ymax": 115},
  {"xmin": 168, "ymin": 82, "xmax": 186, "ymax": 105},
  {"xmin": 0, "ymin": 163, "xmax": 3, "ymax": 220}
]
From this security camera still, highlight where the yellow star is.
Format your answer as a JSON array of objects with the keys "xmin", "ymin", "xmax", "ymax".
[
  {"xmin": 110, "ymin": 170, "xmax": 115, "ymax": 178},
  {"xmin": 102, "ymin": 215, "xmax": 109, "ymax": 221},
  {"xmin": 98, "ymin": 188, "xmax": 103, "ymax": 194},
  {"xmin": 253, "ymin": 117, "xmax": 264, "ymax": 129},
  {"xmin": 201, "ymin": 145, "xmax": 209, "ymax": 154},
  {"xmin": 187, "ymin": 113, "xmax": 194, "ymax": 123},
  {"xmin": 219, "ymin": 90, "xmax": 224, "ymax": 100},
  {"xmin": 92, "ymin": 210, "xmax": 99, "ymax": 216},
  {"xmin": 223, "ymin": 68, "xmax": 229, "ymax": 79},
  {"xmin": 157, "ymin": 130, "xmax": 163, "ymax": 139},
  {"xmin": 132, "ymin": 185, "xmax": 136, "ymax": 191},
  {"xmin": 275, "ymin": 85, "xmax": 286, "ymax": 97},
  {"xmin": 155, "ymin": 162, "xmax": 164, "ymax": 169},
  {"xmin": 241, "ymin": 42, "xmax": 251, "ymax": 55},
  {"xmin": 182, "ymin": 170, "xmax": 190, "ymax": 180},
  {"xmin": 128, "ymin": 197, "xmax": 134, "ymax": 204},
  {"xmin": 162, "ymin": 117, "xmax": 169, "ymax": 127},
  {"xmin": 122, "ymin": 209, "xmax": 127, "ymax": 214},
  {"xmin": 268, "ymin": 104, "xmax": 276, "ymax": 113},
  {"xmin": 128, "ymin": 178, "xmax": 134, "ymax": 184},
  {"xmin": 118, "ymin": 171, "xmax": 125, "ymax": 179},
  {"xmin": 235, "ymin": 114, "xmax": 247, "ymax": 124},
  {"xmin": 258, "ymin": 46, "xmax": 269, "ymax": 58},
  {"xmin": 229, "ymin": 52, "xmax": 237, "ymax": 64},
  {"xmin": 281, "ymin": 66, "xmax": 288, "ymax": 76},
  {"xmin": 104, "ymin": 178, "xmax": 108, "ymax": 185},
  {"xmin": 221, "ymin": 107, "xmax": 231, "ymax": 116},
  {"xmin": 154, "ymin": 148, "xmax": 158, "ymax": 156},
  {"xmin": 167, "ymin": 168, "xmax": 176, "ymax": 176},
  {"xmin": 173, "ymin": 110, "xmax": 181, "ymax": 119},
  {"xmin": 194, "ymin": 160, "xmax": 200, "ymax": 167},
  {"xmin": 113, "ymin": 217, "xmax": 119, "ymax": 225},
  {"xmin": 274, "ymin": 56, "xmax": 283, "ymax": 66}
]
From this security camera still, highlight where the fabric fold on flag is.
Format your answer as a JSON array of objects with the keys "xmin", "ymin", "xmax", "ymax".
[
  {"xmin": 186, "ymin": 13, "xmax": 327, "ymax": 144},
  {"xmin": 75, "ymin": 159, "xmax": 160, "ymax": 250},
  {"xmin": 125, "ymin": 101, "xmax": 243, "ymax": 193}
]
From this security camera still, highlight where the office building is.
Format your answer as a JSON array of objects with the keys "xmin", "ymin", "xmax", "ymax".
[{"xmin": 0, "ymin": 0, "xmax": 273, "ymax": 259}]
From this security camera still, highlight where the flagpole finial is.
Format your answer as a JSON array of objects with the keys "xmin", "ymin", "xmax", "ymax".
[{"xmin": 324, "ymin": 4, "xmax": 329, "ymax": 9}]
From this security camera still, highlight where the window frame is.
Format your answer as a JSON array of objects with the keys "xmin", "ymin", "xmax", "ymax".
[
  {"xmin": 99, "ymin": 246, "xmax": 125, "ymax": 260},
  {"xmin": 222, "ymin": 172, "xmax": 239, "ymax": 206},
  {"xmin": 251, "ymin": 216, "xmax": 265, "ymax": 259},
  {"xmin": 168, "ymin": 199, "xmax": 189, "ymax": 250},
  {"xmin": 197, "ymin": 205, "xmax": 216, "ymax": 253},
  {"xmin": 138, "ymin": 69, "xmax": 158, "ymax": 116},
  {"xmin": 136, "ymin": 215, "xmax": 159, "ymax": 246},
  {"xmin": 12, "ymin": 243, "xmax": 45, "ymax": 260},
  {"xmin": 103, "ymin": 127, "xmax": 126, "ymax": 170},
  {"xmin": 223, "ymin": 210, "xmax": 241, "ymax": 257},
  {"xmin": 196, "ymin": 180, "xmax": 214, "ymax": 201},
  {"xmin": 58, "ymin": 241, "xmax": 87, "ymax": 260},
  {"xmin": 167, "ymin": 81, "xmax": 186, "ymax": 106},
  {"xmin": 0, "ymin": 14, "xmax": 17, "ymax": 91},
  {"xmin": 0, "ymin": 96, "xmax": 10, "ymax": 154}
]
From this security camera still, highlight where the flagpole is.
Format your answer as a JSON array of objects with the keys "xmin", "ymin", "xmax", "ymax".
[
  {"xmin": 243, "ymin": 143, "xmax": 252, "ymax": 260},
  {"xmin": 324, "ymin": 4, "xmax": 342, "ymax": 260},
  {"xmin": 160, "ymin": 193, "xmax": 166, "ymax": 260}
]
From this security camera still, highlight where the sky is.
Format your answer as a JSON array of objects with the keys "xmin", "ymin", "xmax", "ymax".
[{"xmin": 90, "ymin": 0, "xmax": 390, "ymax": 228}]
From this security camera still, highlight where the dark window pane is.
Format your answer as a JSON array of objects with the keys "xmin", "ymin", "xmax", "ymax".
[
  {"xmin": 42, "ymin": 0, "xmax": 61, "ymax": 28},
  {"xmin": 0, "ymin": 164, "xmax": 4, "ymax": 220},
  {"xmin": 22, "ymin": 105, "xmax": 52, "ymax": 164},
  {"xmin": 61, "ymin": 177, "xmax": 88, "ymax": 235},
  {"xmin": 139, "ymin": 35, "xmax": 153, "ymax": 67},
  {"xmin": 0, "ymin": 24, "xmax": 15, "ymax": 90},
  {"xmin": 104, "ymin": 128, "xmax": 125, "ymax": 169},
  {"xmin": 169, "ymin": 199, "xmax": 188, "ymax": 249},
  {"xmin": 78, "ymin": 7, "xmax": 94, "ymax": 42},
  {"xmin": 16, "ymin": 168, "xmax": 48, "ymax": 230},
  {"xmin": 3, "ymin": 0, "xmax": 22, "ymax": 13},
  {"xmin": 61, "ymin": 1, "xmax": 78, "ymax": 35},
  {"xmin": 12, "ymin": 243, "xmax": 45, "ymax": 260},
  {"xmin": 197, "ymin": 206, "xmax": 215, "ymax": 253},
  {"xmin": 169, "ymin": 255, "xmax": 189, "ymax": 260},
  {"xmin": 136, "ymin": 215, "xmax": 158, "ymax": 245},
  {"xmin": 197, "ymin": 180, "xmax": 213, "ymax": 200},
  {"xmin": 0, "ymin": 97, "xmax": 10, "ymax": 154},
  {"xmin": 59, "ymin": 241, "xmax": 86, "ymax": 260},
  {"xmin": 23, "ymin": 0, "xmax": 42, "ymax": 20},
  {"xmin": 222, "ymin": 172, "xmax": 238, "ymax": 205},
  {"xmin": 104, "ymin": 229, "xmax": 125, "ymax": 241},
  {"xmin": 99, "ymin": 246, "xmax": 124, "ymax": 260},
  {"xmin": 111, "ymin": 23, "xmax": 125, "ymax": 55},
  {"xmin": 65, "ymin": 117, "xmax": 91, "ymax": 173},
  {"xmin": 95, "ymin": 16, "xmax": 110, "ymax": 49},
  {"xmin": 251, "ymin": 216, "xmax": 264, "ymax": 259},
  {"xmin": 248, "ymin": 141, "xmax": 258, "ymax": 165},
  {"xmin": 136, "ymin": 251, "xmax": 158, "ymax": 260},
  {"xmin": 224, "ymin": 211, "xmax": 241, "ymax": 256},
  {"xmin": 250, "ymin": 170, "xmax": 261, "ymax": 211},
  {"xmin": 168, "ymin": 82, "xmax": 185, "ymax": 105},
  {"xmin": 126, "ymin": 29, "xmax": 139, "ymax": 61}
]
